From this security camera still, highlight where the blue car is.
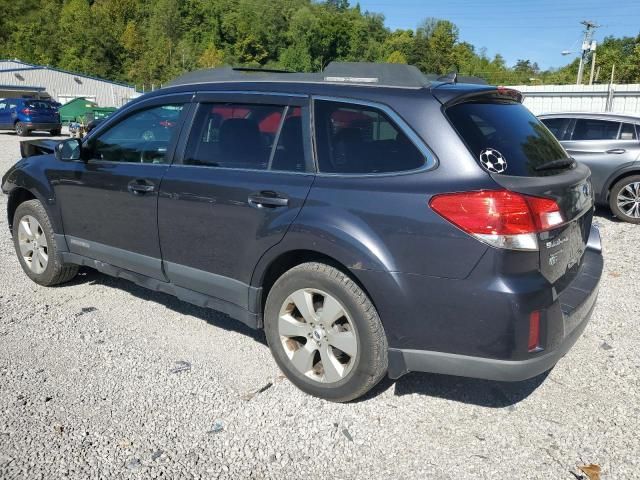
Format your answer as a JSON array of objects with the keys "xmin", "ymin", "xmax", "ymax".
[{"xmin": 0, "ymin": 98, "xmax": 62, "ymax": 136}]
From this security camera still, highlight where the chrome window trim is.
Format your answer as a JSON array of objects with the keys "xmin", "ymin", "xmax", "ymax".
[
  {"xmin": 311, "ymin": 95, "xmax": 438, "ymax": 177},
  {"xmin": 166, "ymin": 163, "xmax": 314, "ymax": 176}
]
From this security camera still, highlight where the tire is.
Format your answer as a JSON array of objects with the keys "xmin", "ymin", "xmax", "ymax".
[
  {"xmin": 50, "ymin": 129, "xmax": 61, "ymax": 136},
  {"xmin": 15, "ymin": 122, "xmax": 29, "ymax": 137},
  {"xmin": 264, "ymin": 262, "xmax": 388, "ymax": 402},
  {"xmin": 12, "ymin": 200, "xmax": 78, "ymax": 286},
  {"xmin": 609, "ymin": 175, "xmax": 640, "ymax": 224}
]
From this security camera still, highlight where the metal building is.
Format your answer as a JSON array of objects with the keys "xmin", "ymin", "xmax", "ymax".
[{"xmin": 0, "ymin": 59, "xmax": 140, "ymax": 107}]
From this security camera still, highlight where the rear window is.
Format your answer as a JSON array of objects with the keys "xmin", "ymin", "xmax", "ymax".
[
  {"xmin": 619, "ymin": 123, "xmax": 637, "ymax": 140},
  {"xmin": 446, "ymin": 101, "xmax": 571, "ymax": 177},
  {"xmin": 25, "ymin": 101, "xmax": 55, "ymax": 110},
  {"xmin": 572, "ymin": 119, "xmax": 620, "ymax": 140}
]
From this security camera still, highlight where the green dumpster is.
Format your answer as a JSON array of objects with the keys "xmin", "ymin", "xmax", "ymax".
[
  {"xmin": 90, "ymin": 107, "xmax": 117, "ymax": 121},
  {"xmin": 58, "ymin": 97, "xmax": 98, "ymax": 124}
]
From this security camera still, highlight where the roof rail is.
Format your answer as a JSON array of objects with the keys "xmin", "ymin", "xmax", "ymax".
[
  {"xmin": 168, "ymin": 62, "xmax": 433, "ymax": 89},
  {"xmin": 167, "ymin": 61, "xmax": 488, "ymax": 89}
]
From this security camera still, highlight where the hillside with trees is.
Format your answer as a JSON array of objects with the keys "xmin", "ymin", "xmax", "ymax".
[{"xmin": 1, "ymin": 0, "xmax": 638, "ymax": 88}]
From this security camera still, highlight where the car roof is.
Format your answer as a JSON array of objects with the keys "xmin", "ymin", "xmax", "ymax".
[{"xmin": 538, "ymin": 112, "xmax": 640, "ymax": 124}]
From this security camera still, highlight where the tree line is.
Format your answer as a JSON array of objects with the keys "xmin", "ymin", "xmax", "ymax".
[{"xmin": 1, "ymin": 0, "xmax": 639, "ymax": 88}]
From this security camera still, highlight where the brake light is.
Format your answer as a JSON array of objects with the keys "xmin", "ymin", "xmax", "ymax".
[
  {"xmin": 22, "ymin": 108, "xmax": 34, "ymax": 115},
  {"xmin": 528, "ymin": 311, "xmax": 541, "ymax": 352},
  {"xmin": 429, "ymin": 190, "xmax": 564, "ymax": 251}
]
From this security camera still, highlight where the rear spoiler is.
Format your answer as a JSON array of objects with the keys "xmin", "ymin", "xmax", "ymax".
[
  {"xmin": 20, "ymin": 139, "xmax": 59, "ymax": 158},
  {"xmin": 431, "ymin": 85, "xmax": 524, "ymax": 107}
]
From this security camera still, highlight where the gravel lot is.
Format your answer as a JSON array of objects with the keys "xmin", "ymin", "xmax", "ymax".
[{"xmin": 0, "ymin": 130, "xmax": 638, "ymax": 479}]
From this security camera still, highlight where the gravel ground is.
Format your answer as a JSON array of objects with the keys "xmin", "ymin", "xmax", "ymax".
[{"xmin": 0, "ymin": 130, "xmax": 639, "ymax": 480}]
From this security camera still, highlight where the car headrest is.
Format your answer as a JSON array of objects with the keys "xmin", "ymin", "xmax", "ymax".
[{"xmin": 219, "ymin": 118, "xmax": 261, "ymax": 157}]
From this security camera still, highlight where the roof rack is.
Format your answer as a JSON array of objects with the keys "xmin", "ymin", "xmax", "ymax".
[
  {"xmin": 169, "ymin": 62, "xmax": 432, "ymax": 89},
  {"xmin": 167, "ymin": 61, "xmax": 488, "ymax": 89}
]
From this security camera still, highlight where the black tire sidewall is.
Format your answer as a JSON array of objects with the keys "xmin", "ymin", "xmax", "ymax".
[
  {"xmin": 264, "ymin": 264, "xmax": 386, "ymax": 402},
  {"xmin": 609, "ymin": 175, "xmax": 640, "ymax": 224},
  {"xmin": 12, "ymin": 201, "xmax": 60, "ymax": 285}
]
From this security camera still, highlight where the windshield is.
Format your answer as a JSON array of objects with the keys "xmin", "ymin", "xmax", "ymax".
[{"xmin": 446, "ymin": 101, "xmax": 572, "ymax": 177}]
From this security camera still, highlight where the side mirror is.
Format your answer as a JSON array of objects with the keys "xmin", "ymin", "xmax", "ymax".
[{"xmin": 55, "ymin": 138, "xmax": 82, "ymax": 162}]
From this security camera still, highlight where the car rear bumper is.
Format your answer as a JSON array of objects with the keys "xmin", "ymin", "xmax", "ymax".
[
  {"xmin": 23, "ymin": 122, "xmax": 61, "ymax": 130},
  {"xmin": 384, "ymin": 225, "xmax": 603, "ymax": 380}
]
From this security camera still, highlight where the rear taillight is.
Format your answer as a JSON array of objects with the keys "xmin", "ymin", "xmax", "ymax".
[
  {"xmin": 22, "ymin": 108, "xmax": 34, "ymax": 115},
  {"xmin": 429, "ymin": 190, "xmax": 564, "ymax": 251}
]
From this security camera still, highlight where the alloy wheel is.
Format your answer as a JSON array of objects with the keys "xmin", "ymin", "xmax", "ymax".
[
  {"xmin": 617, "ymin": 181, "xmax": 640, "ymax": 219},
  {"xmin": 278, "ymin": 288, "xmax": 358, "ymax": 383},
  {"xmin": 17, "ymin": 215, "xmax": 49, "ymax": 274}
]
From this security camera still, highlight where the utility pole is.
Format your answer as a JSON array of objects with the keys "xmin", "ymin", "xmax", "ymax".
[
  {"xmin": 589, "ymin": 45, "xmax": 597, "ymax": 85},
  {"xmin": 576, "ymin": 20, "xmax": 599, "ymax": 85}
]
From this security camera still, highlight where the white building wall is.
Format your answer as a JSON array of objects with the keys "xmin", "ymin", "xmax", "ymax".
[
  {"xmin": 509, "ymin": 83, "xmax": 640, "ymax": 116},
  {"xmin": 0, "ymin": 61, "xmax": 139, "ymax": 107}
]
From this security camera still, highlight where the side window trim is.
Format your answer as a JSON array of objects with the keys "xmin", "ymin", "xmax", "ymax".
[
  {"xmin": 311, "ymin": 95, "xmax": 437, "ymax": 176},
  {"xmin": 267, "ymin": 105, "xmax": 289, "ymax": 170}
]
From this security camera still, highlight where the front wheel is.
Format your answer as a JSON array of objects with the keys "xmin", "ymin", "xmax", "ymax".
[
  {"xmin": 609, "ymin": 175, "xmax": 640, "ymax": 224},
  {"xmin": 264, "ymin": 262, "xmax": 388, "ymax": 402},
  {"xmin": 12, "ymin": 200, "xmax": 78, "ymax": 286}
]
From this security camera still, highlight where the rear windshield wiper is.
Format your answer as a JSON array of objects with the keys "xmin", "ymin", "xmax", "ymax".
[{"xmin": 534, "ymin": 158, "xmax": 577, "ymax": 172}]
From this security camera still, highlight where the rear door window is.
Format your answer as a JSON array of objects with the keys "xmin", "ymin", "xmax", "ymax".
[
  {"xmin": 313, "ymin": 100, "xmax": 426, "ymax": 174},
  {"xmin": 184, "ymin": 103, "xmax": 306, "ymax": 172},
  {"xmin": 25, "ymin": 100, "xmax": 54, "ymax": 110},
  {"xmin": 446, "ymin": 101, "xmax": 571, "ymax": 177},
  {"xmin": 571, "ymin": 119, "xmax": 621, "ymax": 140}
]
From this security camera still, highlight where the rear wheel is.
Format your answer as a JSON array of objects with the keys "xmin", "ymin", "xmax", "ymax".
[
  {"xmin": 609, "ymin": 175, "xmax": 640, "ymax": 224},
  {"xmin": 15, "ymin": 122, "xmax": 29, "ymax": 136},
  {"xmin": 12, "ymin": 200, "xmax": 78, "ymax": 286},
  {"xmin": 264, "ymin": 262, "xmax": 387, "ymax": 402}
]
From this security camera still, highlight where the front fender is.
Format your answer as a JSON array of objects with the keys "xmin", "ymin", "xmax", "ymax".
[{"xmin": 3, "ymin": 154, "xmax": 64, "ymax": 234}]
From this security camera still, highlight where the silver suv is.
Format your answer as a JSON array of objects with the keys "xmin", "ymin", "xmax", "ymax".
[{"xmin": 539, "ymin": 113, "xmax": 640, "ymax": 223}]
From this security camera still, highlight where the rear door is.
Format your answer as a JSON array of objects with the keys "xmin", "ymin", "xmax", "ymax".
[
  {"xmin": 158, "ymin": 92, "xmax": 314, "ymax": 310},
  {"xmin": 562, "ymin": 118, "xmax": 640, "ymax": 201}
]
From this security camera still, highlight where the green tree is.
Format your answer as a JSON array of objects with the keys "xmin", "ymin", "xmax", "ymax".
[{"xmin": 386, "ymin": 51, "xmax": 407, "ymax": 64}]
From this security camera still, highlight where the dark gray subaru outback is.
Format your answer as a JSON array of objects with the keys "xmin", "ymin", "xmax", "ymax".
[{"xmin": 2, "ymin": 63, "xmax": 603, "ymax": 402}]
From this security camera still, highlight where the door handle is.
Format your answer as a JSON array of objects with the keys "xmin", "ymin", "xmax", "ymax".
[
  {"xmin": 606, "ymin": 149, "xmax": 626, "ymax": 154},
  {"xmin": 128, "ymin": 179, "xmax": 156, "ymax": 195},
  {"xmin": 248, "ymin": 191, "xmax": 289, "ymax": 208}
]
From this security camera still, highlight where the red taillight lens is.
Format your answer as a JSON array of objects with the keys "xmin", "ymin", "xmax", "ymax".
[
  {"xmin": 22, "ymin": 108, "xmax": 34, "ymax": 115},
  {"xmin": 429, "ymin": 190, "xmax": 564, "ymax": 236},
  {"xmin": 528, "ymin": 311, "xmax": 541, "ymax": 352}
]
